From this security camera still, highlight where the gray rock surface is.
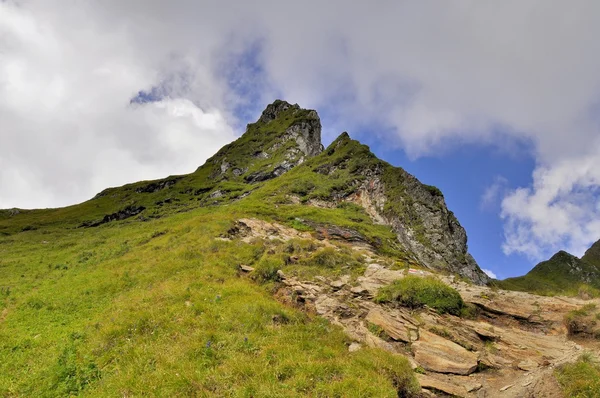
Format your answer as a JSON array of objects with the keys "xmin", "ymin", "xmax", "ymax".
[{"xmin": 347, "ymin": 171, "xmax": 489, "ymax": 284}]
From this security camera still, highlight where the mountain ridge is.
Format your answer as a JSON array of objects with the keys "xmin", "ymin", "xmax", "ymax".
[
  {"xmin": 0, "ymin": 100, "xmax": 488, "ymax": 284},
  {"xmin": 497, "ymin": 240, "xmax": 600, "ymax": 295}
]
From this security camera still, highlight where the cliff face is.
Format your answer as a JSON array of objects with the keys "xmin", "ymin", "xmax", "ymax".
[{"xmin": 302, "ymin": 132, "xmax": 488, "ymax": 284}]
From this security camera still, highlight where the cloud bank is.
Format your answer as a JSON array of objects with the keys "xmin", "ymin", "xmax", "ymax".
[
  {"xmin": 2, "ymin": 1, "xmax": 600, "ymax": 259},
  {"xmin": 482, "ymin": 269, "xmax": 497, "ymax": 280}
]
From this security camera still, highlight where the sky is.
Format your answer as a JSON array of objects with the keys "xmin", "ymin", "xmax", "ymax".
[{"xmin": 2, "ymin": 1, "xmax": 600, "ymax": 279}]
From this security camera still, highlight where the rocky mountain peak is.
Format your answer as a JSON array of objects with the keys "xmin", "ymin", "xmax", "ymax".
[
  {"xmin": 201, "ymin": 100, "xmax": 323, "ymax": 184},
  {"xmin": 254, "ymin": 99, "xmax": 322, "ymax": 158},
  {"xmin": 258, "ymin": 99, "xmax": 301, "ymax": 123}
]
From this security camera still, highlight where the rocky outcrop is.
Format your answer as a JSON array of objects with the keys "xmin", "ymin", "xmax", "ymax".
[
  {"xmin": 221, "ymin": 218, "xmax": 311, "ymax": 243},
  {"xmin": 412, "ymin": 330, "xmax": 478, "ymax": 375},
  {"xmin": 135, "ymin": 177, "xmax": 181, "ymax": 193},
  {"xmin": 231, "ymin": 216, "xmax": 599, "ymax": 397},
  {"xmin": 258, "ymin": 99, "xmax": 297, "ymax": 124},
  {"xmin": 365, "ymin": 307, "xmax": 418, "ymax": 343},
  {"xmin": 207, "ymin": 100, "xmax": 323, "ymax": 185},
  {"xmin": 80, "ymin": 205, "xmax": 146, "ymax": 228},
  {"xmin": 354, "ymin": 176, "xmax": 487, "ymax": 284},
  {"xmin": 315, "ymin": 133, "xmax": 489, "ymax": 284}
]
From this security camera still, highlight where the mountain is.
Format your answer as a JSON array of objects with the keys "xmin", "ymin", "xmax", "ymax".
[
  {"xmin": 6, "ymin": 100, "xmax": 597, "ymax": 397},
  {"xmin": 497, "ymin": 240, "xmax": 600, "ymax": 296},
  {"xmin": 0, "ymin": 100, "xmax": 488, "ymax": 284}
]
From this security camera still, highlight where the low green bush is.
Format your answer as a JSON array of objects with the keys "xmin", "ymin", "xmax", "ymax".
[
  {"xmin": 564, "ymin": 304, "xmax": 600, "ymax": 337},
  {"xmin": 578, "ymin": 284, "xmax": 600, "ymax": 299},
  {"xmin": 302, "ymin": 247, "xmax": 361, "ymax": 269},
  {"xmin": 253, "ymin": 256, "xmax": 282, "ymax": 283},
  {"xmin": 376, "ymin": 276, "xmax": 464, "ymax": 315}
]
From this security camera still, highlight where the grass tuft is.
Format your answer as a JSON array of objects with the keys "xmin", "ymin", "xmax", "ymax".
[{"xmin": 376, "ymin": 276, "xmax": 464, "ymax": 315}]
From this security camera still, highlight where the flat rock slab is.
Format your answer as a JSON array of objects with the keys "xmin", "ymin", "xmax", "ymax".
[
  {"xmin": 518, "ymin": 359, "xmax": 539, "ymax": 372},
  {"xmin": 417, "ymin": 374, "xmax": 468, "ymax": 397},
  {"xmin": 412, "ymin": 330, "xmax": 478, "ymax": 375},
  {"xmin": 365, "ymin": 307, "xmax": 418, "ymax": 343},
  {"xmin": 355, "ymin": 264, "xmax": 406, "ymax": 294}
]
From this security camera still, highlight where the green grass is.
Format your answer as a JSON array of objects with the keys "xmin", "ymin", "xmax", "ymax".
[
  {"xmin": 376, "ymin": 276, "xmax": 464, "ymax": 316},
  {"xmin": 0, "ymin": 204, "xmax": 420, "ymax": 397},
  {"xmin": 555, "ymin": 353, "xmax": 600, "ymax": 397}
]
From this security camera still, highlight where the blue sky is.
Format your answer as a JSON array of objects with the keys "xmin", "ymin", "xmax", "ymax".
[{"xmin": 2, "ymin": 1, "xmax": 600, "ymax": 279}]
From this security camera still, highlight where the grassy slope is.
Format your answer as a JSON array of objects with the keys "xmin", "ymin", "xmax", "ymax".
[
  {"xmin": 0, "ymin": 203, "xmax": 419, "ymax": 397},
  {"xmin": 582, "ymin": 240, "xmax": 600, "ymax": 267},
  {"xmin": 0, "ymin": 106, "xmax": 421, "ymax": 396}
]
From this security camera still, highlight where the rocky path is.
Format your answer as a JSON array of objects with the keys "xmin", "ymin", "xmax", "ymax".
[
  {"xmin": 233, "ymin": 218, "xmax": 599, "ymax": 397},
  {"xmin": 282, "ymin": 263, "xmax": 598, "ymax": 397}
]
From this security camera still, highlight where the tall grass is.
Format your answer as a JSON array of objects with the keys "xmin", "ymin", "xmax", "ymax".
[{"xmin": 555, "ymin": 353, "xmax": 600, "ymax": 397}]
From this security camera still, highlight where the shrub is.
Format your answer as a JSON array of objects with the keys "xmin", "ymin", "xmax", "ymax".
[
  {"xmin": 376, "ymin": 276, "xmax": 464, "ymax": 315},
  {"xmin": 424, "ymin": 185, "xmax": 443, "ymax": 197},
  {"xmin": 253, "ymin": 256, "xmax": 282, "ymax": 283},
  {"xmin": 564, "ymin": 304, "xmax": 600, "ymax": 337},
  {"xmin": 459, "ymin": 303, "xmax": 480, "ymax": 319}
]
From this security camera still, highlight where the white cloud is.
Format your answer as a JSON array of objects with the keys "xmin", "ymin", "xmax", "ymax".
[
  {"xmin": 481, "ymin": 176, "xmax": 509, "ymax": 211},
  {"xmin": 501, "ymin": 149, "xmax": 600, "ymax": 259},
  {"xmin": 2, "ymin": 1, "xmax": 600, "ymax": 261},
  {"xmin": 0, "ymin": 0, "xmax": 237, "ymax": 208},
  {"xmin": 482, "ymin": 269, "xmax": 497, "ymax": 279}
]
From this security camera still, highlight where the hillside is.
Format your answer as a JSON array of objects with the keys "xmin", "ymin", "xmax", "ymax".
[
  {"xmin": 1, "ymin": 100, "xmax": 598, "ymax": 397},
  {"xmin": 0, "ymin": 100, "xmax": 488, "ymax": 284},
  {"xmin": 498, "ymin": 241, "xmax": 600, "ymax": 297}
]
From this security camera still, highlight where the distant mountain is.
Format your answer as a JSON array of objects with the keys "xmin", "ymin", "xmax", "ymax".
[
  {"xmin": 497, "ymin": 240, "xmax": 600, "ymax": 295},
  {"xmin": 582, "ymin": 239, "xmax": 600, "ymax": 267}
]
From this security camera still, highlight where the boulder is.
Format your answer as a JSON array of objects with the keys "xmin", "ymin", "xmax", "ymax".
[
  {"xmin": 365, "ymin": 307, "xmax": 417, "ymax": 343},
  {"xmin": 412, "ymin": 330, "xmax": 478, "ymax": 375},
  {"xmin": 416, "ymin": 374, "xmax": 468, "ymax": 398}
]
